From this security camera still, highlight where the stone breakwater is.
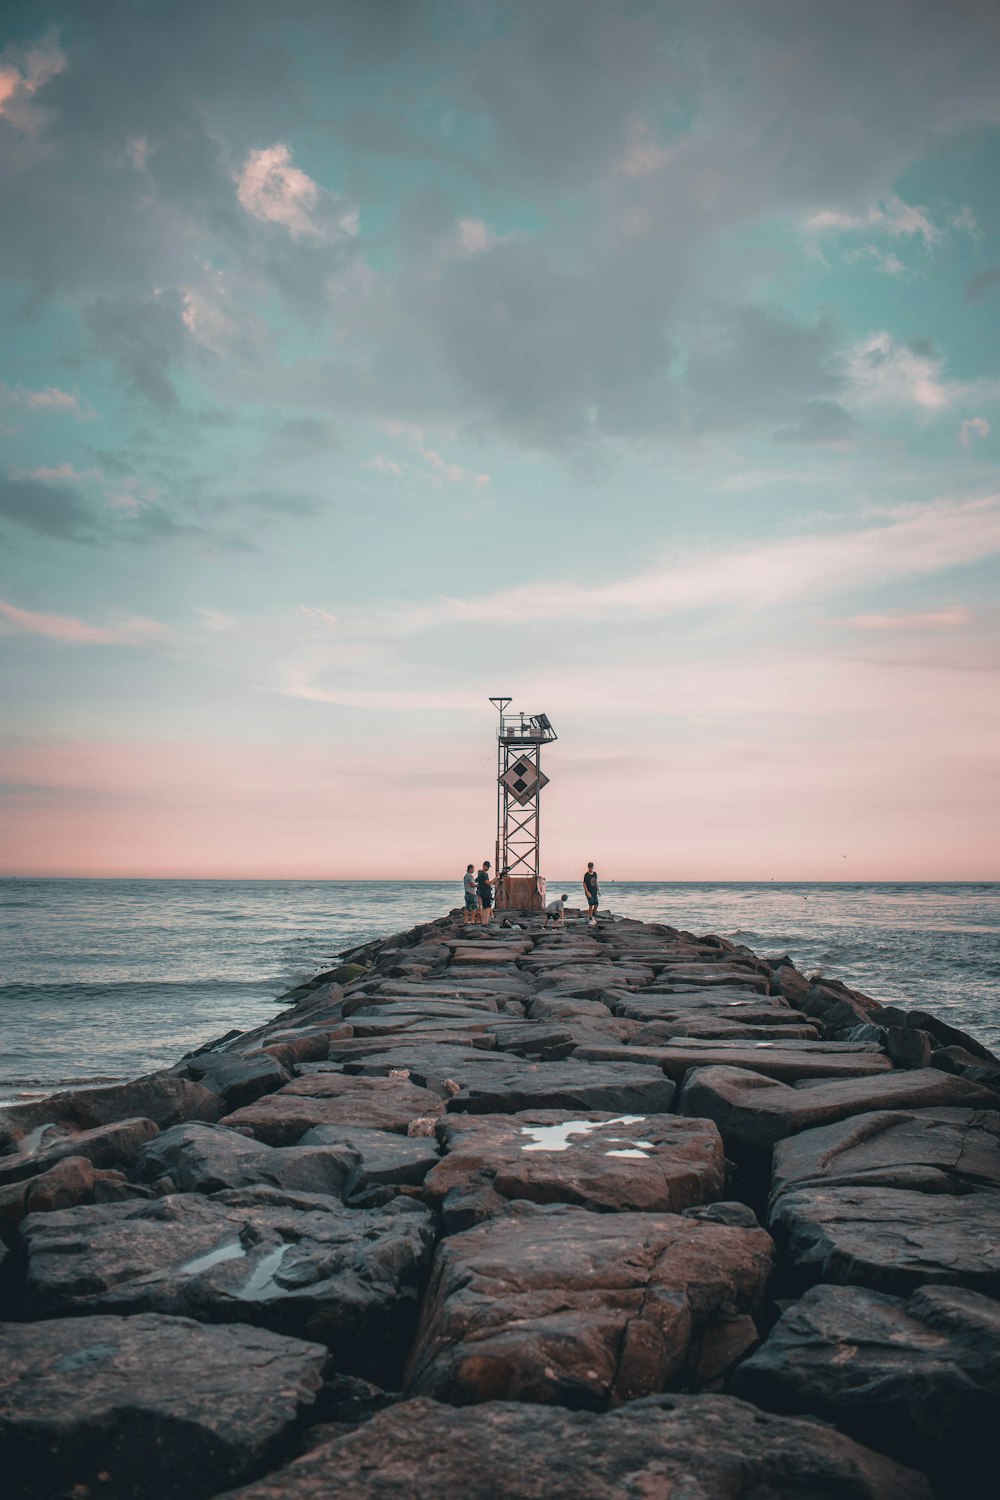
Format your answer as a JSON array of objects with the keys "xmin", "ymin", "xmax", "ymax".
[{"xmin": 1, "ymin": 913, "xmax": 999, "ymax": 1499}]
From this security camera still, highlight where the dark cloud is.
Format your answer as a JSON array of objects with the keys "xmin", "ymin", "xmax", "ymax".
[
  {"xmin": 684, "ymin": 307, "xmax": 841, "ymax": 431},
  {"xmin": 0, "ymin": 476, "xmax": 95, "ymax": 539},
  {"xmin": 965, "ymin": 265, "xmax": 1000, "ymax": 302},
  {"xmin": 774, "ymin": 399, "xmax": 859, "ymax": 445},
  {"xmin": 85, "ymin": 292, "xmax": 192, "ymax": 409}
]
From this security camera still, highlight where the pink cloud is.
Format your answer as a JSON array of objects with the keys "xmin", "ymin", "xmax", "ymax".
[
  {"xmin": 960, "ymin": 417, "xmax": 990, "ymax": 449},
  {"xmin": 0, "ymin": 598, "xmax": 171, "ymax": 647},
  {"xmin": 0, "ymin": 34, "xmax": 65, "ymax": 134},
  {"xmin": 236, "ymin": 144, "xmax": 358, "ymax": 240},
  {"xmin": 835, "ymin": 607, "xmax": 971, "ymax": 631},
  {"xmin": 418, "ymin": 447, "xmax": 490, "ymax": 487},
  {"xmin": 0, "ymin": 383, "xmax": 86, "ymax": 416}
]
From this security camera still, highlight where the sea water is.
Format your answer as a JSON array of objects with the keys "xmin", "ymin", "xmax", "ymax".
[{"xmin": 1, "ymin": 879, "xmax": 997, "ymax": 1102}]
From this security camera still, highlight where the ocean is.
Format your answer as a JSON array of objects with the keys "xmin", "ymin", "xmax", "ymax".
[{"xmin": 1, "ymin": 878, "xmax": 997, "ymax": 1103}]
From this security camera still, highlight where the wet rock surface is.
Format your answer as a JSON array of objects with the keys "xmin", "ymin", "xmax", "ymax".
[
  {"xmin": 404, "ymin": 1203, "xmax": 774, "ymax": 1405},
  {"xmin": 769, "ymin": 1183, "xmax": 1000, "ymax": 1296},
  {"xmin": 2, "ymin": 908, "xmax": 996, "ymax": 1498},
  {"xmin": 731, "ymin": 1282, "xmax": 1000, "ymax": 1492},
  {"xmin": 0, "ymin": 1313, "xmax": 327, "ymax": 1500},
  {"xmin": 20, "ymin": 1190, "xmax": 435, "ymax": 1381},
  {"xmin": 214, "ymin": 1394, "xmax": 931, "ymax": 1500}
]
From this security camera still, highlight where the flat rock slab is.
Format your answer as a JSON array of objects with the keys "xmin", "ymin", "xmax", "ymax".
[
  {"xmin": 633, "ymin": 1018, "xmax": 820, "ymax": 1042},
  {"xmin": 0, "ymin": 1312, "xmax": 327, "ymax": 1500},
  {"xmin": 134, "ymin": 1122, "xmax": 357, "ymax": 1197},
  {"xmin": 519, "ymin": 964, "xmax": 653, "ymax": 994},
  {"xmin": 389, "ymin": 973, "xmax": 535, "ymax": 996},
  {"xmin": 214, "ymin": 1393, "xmax": 930, "ymax": 1500},
  {"xmin": 678, "ymin": 1064, "xmax": 999, "ymax": 1155},
  {"xmin": 446, "ymin": 945, "xmax": 532, "ymax": 963},
  {"xmin": 731, "ymin": 1282, "xmax": 1000, "ymax": 1491},
  {"xmin": 404, "ymin": 1205, "xmax": 773, "ymax": 1405},
  {"xmin": 424, "ymin": 1111, "xmax": 725, "ymax": 1214},
  {"xmin": 613, "ymin": 993, "xmax": 798, "ymax": 1024},
  {"xmin": 650, "ymin": 965, "xmax": 770, "ymax": 993},
  {"xmin": 221, "ymin": 1075, "xmax": 444, "ymax": 1145},
  {"xmin": 20, "ymin": 1189, "xmax": 436, "ymax": 1383},
  {"xmin": 570, "ymin": 1042, "xmax": 890, "ymax": 1084},
  {"xmin": 527, "ymin": 994, "xmax": 614, "ymax": 1021},
  {"xmin": 771, "ymin": 1107, "xmax": 1000, "ymax": 1200},
  {"xmin": 445, "ymin": 1060, "xmax": 676, "ymax": 1115},
  {"xmin": 769, "ymin": 1184, "xmax": 1000, "ymax": 1296}
]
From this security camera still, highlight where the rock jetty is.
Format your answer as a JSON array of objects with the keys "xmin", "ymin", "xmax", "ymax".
[{"xmin": 2, "ymin": 909, "xmax": 999, "ymax": 1499}]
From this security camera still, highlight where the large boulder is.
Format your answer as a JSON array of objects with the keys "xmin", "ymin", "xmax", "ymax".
[
  {"xmin": 212, "ymin": 1394, "xmax": 931, "ymax": 1500},
  {"xmin": 768, "ymin": 1183, "xmax": 1000, "ymax": 1296},
  {"xmin": 570, "ymin": 1041, "xmax": 890, "ymax": 1083},
  {"xmin": 0, "ymin": 1072, "xmax": 221, "ymax": 1137},
  {"xmin": 134, "ymin": 1122, "xmax": 357, "ymax": 1197},
  {"xmin": 404, "ymin": 1204, "xmax": 773, "ymax": 1405},
  {"xmin": 676, "ymin": 1064, "xmax": 998, "ymax": 1157},
  {"xmin": 298, "ymin": 1124, "xmax": 441, "ymax": 1202},
  {"xmin": 20, "ymin": 1189, "xmax": 436, "ymax": 1383},
  {"xmin": 613, "ymin": 993, "xmax": 800, "ymax": 1025},
  {"xmin": 731, "ymin": 1282, "xmax": 1000, "ymax": 1494},
  {"xmin": 444, "ymin": 1060, "xmax": 676, "ymax": 1115},
  {"xmin": 647, "ymin": 965, "xmax": 770, "ymax": 993},
  {"xmin": 770, "ymin": 1107, "xmax": 1000, "ymax": 1201},
  {"xmin": 178, "ymin": 1052, "xmax": 293, "ymax": 1110},
  {"xmin": 0, "ymin": 1313, "xmax": 327, "ymax": 1500},
  {"xmin": 220, "ymin": 1074, "xmax": 444, "ymax": 1146},
  {"xmin": 0, "ymin": 1117, "xmax": 159, "ymax": 1188},
  {"xmin": 423, "ymin": 1111, "xmax": 725, "ymax": 1216}
]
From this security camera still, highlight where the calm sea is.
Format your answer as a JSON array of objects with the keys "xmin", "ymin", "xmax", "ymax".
[{"xmin": 1, "ymin": 879, "xmax": 997, "ymax": 1103}]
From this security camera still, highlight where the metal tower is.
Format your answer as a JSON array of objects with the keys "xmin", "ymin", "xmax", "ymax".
[{"xmin": 489, "ymin": 697, "xmax": 558, "ymax": 911}]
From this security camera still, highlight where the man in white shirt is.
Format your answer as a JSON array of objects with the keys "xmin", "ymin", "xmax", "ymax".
[{"xmin": 462, "ymin": 865, "xmax": 478, "ymax": 924}]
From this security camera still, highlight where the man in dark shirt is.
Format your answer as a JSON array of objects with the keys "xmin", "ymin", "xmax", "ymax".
[
  {"xmin": 583, "ymin": 862, "xmax": 600, "ymax": 925},
  {"xmin": 476, "ymin": 861, "xmax": 496, "ymax": 926}
]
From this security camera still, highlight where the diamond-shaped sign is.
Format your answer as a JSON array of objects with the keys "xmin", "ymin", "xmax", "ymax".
[{"xmin": 500, "ymin": 756, "xmax": 550, "ymax": 806}]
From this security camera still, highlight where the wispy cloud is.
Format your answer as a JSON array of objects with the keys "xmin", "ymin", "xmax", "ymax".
[
  {"xmin": 806, "ymin": 196, "xmax": 941, "ymax": 248},
  {"xmin": 0, "ymin": 598, "xmax": 172, "ymax": 646},
  {"xmin": 342, "ymin": 494, "xmax": 1000, "ymax": 635},
  {"xmin": 831, "ymin": 607, "xmax": 972, "ymax": 631},
  {"xmin": 960, "ymin": 417, "xmax": 990, "ymax": 449},
  {"xmin": 0, "ymin": 383, "xmax": 88, "ymax": 417},
  {"xmin": 418, "ymin": 448, "xmax": 490, "ymax": 488}
]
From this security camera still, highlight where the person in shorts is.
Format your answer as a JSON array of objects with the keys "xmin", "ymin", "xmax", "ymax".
[
  {"xmin": 462, "ymin": 864, "xmax": 478, "ymax": 924},
  {"xmin": 583, "ymin": 862, "xmax": 600, "ymax": 924},
  {"xmin": 476, "ymin": 861, "xmax": 496, "ymax": 925},
  {"xmin": 545, "ymin": 894, "xmax": 568, "ymax": 924}
]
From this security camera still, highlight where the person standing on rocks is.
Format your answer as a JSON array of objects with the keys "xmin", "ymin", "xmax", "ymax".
[
  {"xmin": 583, "ymin": 862, "xmax": 600, "ymax": 924},
  {"xmin": 476, "ymin": 861, "xmax": 496, "ymax": 925},
  {"xmin": 462, "ymin": 864, "xmax": 478, "ymax": 924}
]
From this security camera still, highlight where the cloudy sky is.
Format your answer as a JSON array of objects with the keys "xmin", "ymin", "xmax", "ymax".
[{"xmin": 1, "ymin": 0, "xmax": 998, "ymax": 880}]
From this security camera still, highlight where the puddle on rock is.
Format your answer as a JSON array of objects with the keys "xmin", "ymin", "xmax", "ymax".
[
  {"xmin": 239, "ymin": 1244, "xmax": 291, "ymax": 1301},
  {"xmin": 519, "ymin": 1116, "xmax": 646, "ymax": 1152},
  {"xmin": 15, "ymin": 1123, "xmax": 64, "ymax": 1158},
  {"xmin": 179, "ymin": 1240, "xmax": 247, "ymax": 1277}
]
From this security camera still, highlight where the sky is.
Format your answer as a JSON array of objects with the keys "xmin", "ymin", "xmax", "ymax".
[{"xmin": 1, "ymin": 0, "xmax": 999, "ymax": 881}]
